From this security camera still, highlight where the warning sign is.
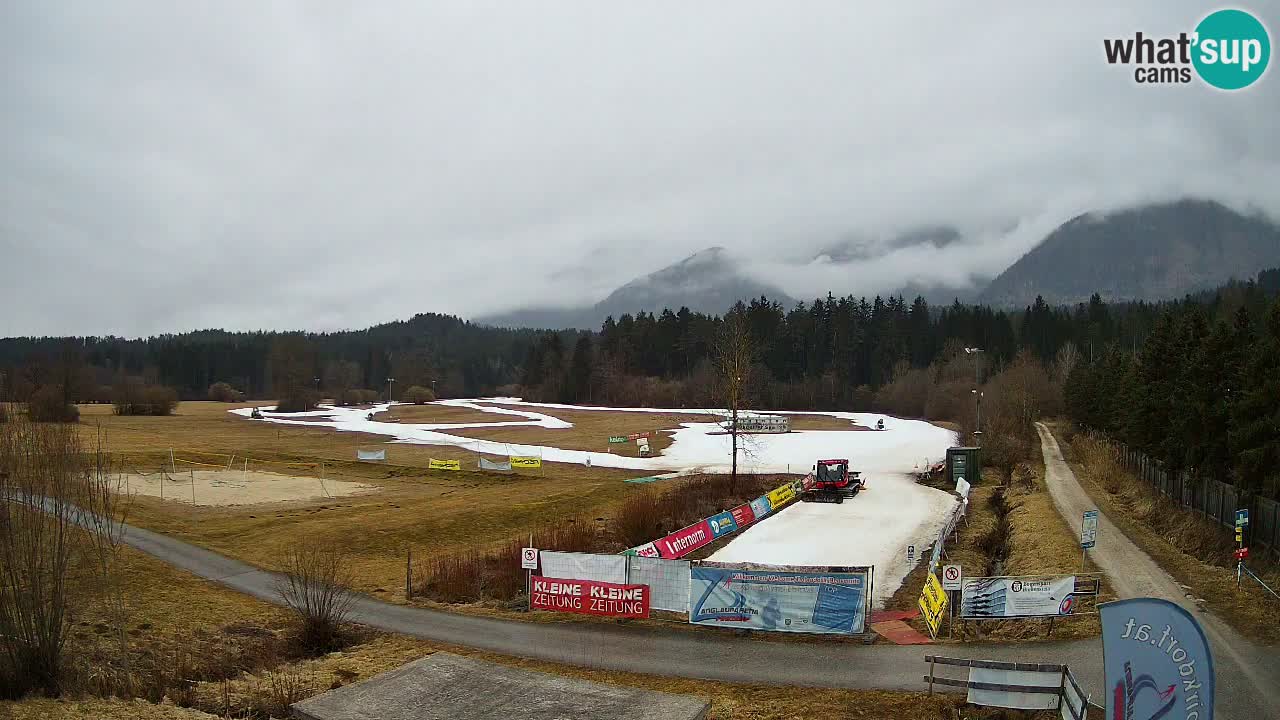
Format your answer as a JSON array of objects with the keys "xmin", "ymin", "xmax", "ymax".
[
  {"xmin": 520, "ymin": 547, "xmax": 538, "ymax": 570},
  {"xmin": 917, "ymin": 572, "xmax": 948, "ymax": 638},
  {"xmin": 942, "ymin": 564, "xmax": 962, "ymax": 591}
]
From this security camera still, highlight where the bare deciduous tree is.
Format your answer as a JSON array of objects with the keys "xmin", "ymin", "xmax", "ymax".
[
  {"xmin": 715, "ymin": 310, "xmax": 754, "ymax": 492},
  {"xmin": 275, "ymin": 544, "xmax": 356, "ymax": 654},
  {"xmin": 0, "ymin": 418, "xmax": 125, "ymax": 697}
]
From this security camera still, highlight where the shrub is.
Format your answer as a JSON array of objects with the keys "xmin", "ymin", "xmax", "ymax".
[
  {"xmin": 617, "ymin": 490, "xmax": 664, "ymax": 547},
  {"xmin": 402, "ymin": 385, "xmax": 435, "ymax": 404},
  {"xmin": 274, "ymin": 390, "xmax": 320, "ymax": 414},
  {"xmin": 207, "ymin": 382, "xmax": 244, "ymax": 403},
  {"xmin": 341, "ymin": 389, "xmax": 379, "ymax": 406},
  {"xmin": 0, "ymin": 404, "xmax": 7, "ymax": 424},
  {"xmin": 27, "ymin": 386, "xmax": 79, "ymax": 423},
  {"xmin": 275, "ymin": 544, "xmax": 355, "ymax": 655},
  {"xmin": 113, "ymin": 381, "xmax": 179, "ymax": 416}
]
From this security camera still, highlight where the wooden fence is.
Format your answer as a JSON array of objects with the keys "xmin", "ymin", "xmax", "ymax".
[{"xmin": 1086, "ymin": 430, "xmax": 1279, "ymax": 559}]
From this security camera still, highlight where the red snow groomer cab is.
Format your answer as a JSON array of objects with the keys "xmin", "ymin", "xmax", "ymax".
[{"xmin": 800, "ymin": 458, "xmax": 865, "ymax": 504}]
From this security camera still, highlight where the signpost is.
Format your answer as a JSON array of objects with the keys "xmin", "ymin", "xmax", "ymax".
[
  {"xmin": 917, "ymin": 572, "xmax": 948, "ymax": 639},
  {"xmin": 907, "ymin": 545, "xmax": 916, "ymax": 564},
  {"xmin": 1080, "ymin": 509, "xmax": 1098, "ymax": 570},
  {"xmin": 942, "ymin": 563, "xmax": 962, "ymax": 638},
  {"xmin": 1235, "ymin": 509, "xmax": 1249, "ymax": 586},
  {"xmin": 521, "ymin": 544, "xmax": 538, "ymax": 599}
]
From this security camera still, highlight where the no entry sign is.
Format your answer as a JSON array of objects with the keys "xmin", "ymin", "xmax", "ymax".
[{"xmin": 942, "ymin": 564, "xmax": 963, "ymax": 591}]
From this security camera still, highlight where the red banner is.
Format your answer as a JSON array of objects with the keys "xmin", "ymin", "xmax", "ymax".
[
  {"xmin": 627, "ymin": 431, "xmax": 653, "ymax": 440},
  {"xmin": 729, "ymin": 503, "xmax": 756, "ymax": 528},
  {"xmin": 656, "ymin": 519, "xmax": 713, "ymax": 558},
  {"xmin": 530, "ymin": 577, "xmax": 650, "ymax": 618}
]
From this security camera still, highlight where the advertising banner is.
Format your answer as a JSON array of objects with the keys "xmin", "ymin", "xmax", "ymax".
[
  {"xmin": 478, "ymin": 457, "xmax": 511, "ymax": 471},
  {"xmin": 655, "ymin": 519, "xmax": 713, "ymax": 559},
  {"xmin": 607, "ymin": 436, "xmax": 627, "ymax": 443},
  {"xmin": 707, "ymin": 511, "xmax": 738, "ymax": 538},
  {"xmin": 729, "ymin": 503, "xmax": 756, "ymax": 528},
  {"xmin": 539, "ymin": 551, "xmax": 627, "ymax": 584},
  {"xmin": 627, "ymin": 431, "xmax": 653, "ymax": 441},
  {"xmin": 356, "ymin": 449, "xmax": 386, "ymax": 461},
  {"xmin": 767, "ymin": 483, "xmax": 797, "ymax": 509},
  {"xmin": 622, "ymin": 542, "xmax": 660, "ymax": 558},
  {"xmin": 750, "ymin": 496, "xmax": 772, "ymax": 520},
  {"xmin": 689, "ymin": 565, "xmax": 868, "ymax": 634},
  {"xmin": 1081, "ymin": 510, "xmax": 1099, "ymax": 549},
  {"xmin": 1100, "ymin": 597, "xmax": 1214, "ymax": 720},
  {"xmin": 509, "ymin": 456, "xmax": 542, "ymax": 469},
  {"xmin": 428, "ymin": 458, "xmax": 461, "ymax": 471},
  {"xmin": 961, "ymin": 576, "xmax": 1076, "ymax": 618},
  {"xmin": 917, "ymin": 572, "xmax": 948, "ymax": 638},
  {"xmin": 530, "ymin": 576, "xmax": 649, "ymax": 618}
]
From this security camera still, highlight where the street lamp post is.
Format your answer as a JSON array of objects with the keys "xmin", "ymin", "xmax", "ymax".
[
  {"xmin": 964, "ymin": 348, "xmax": 985, "ymax": 446},
  {"xmin": 386, "ymin": 377, "xmax": 395, "ymax": 404},
  {"xmin": 431, "ymin": 379, "xmax": 437, "ymax": 397}
]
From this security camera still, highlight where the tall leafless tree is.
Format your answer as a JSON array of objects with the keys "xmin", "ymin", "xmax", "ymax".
[
  {"xmin": 0, "ymin": 418, "xmax": 125, "ymax": 697},
  {"xmin": 715, "ymin": 311, "xmax": 754, "ymax": 493}
]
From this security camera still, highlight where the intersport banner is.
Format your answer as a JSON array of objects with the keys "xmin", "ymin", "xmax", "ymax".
[
  {"xmin": 655, "ymin": 519, "xmax": 713, "ymax": 558},
  {"xmin": 690, "ymin": 564, "xmax": 868, "ymax": 634},
  {"xmin": 530, "ymin": 576, "xmax": 650, "ymax": 618},
  {"xmin": 1100, "ymin": 597, "xmax": 1214, "ymax": 720},
  {"xmin": 707, "ymin": 511, "xmax": 738, "ymax": 538}
]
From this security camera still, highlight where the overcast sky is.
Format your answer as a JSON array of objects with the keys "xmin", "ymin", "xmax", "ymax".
[{"xmin": 3, "ymin": 2, "xmax": 1277, "ymax": 337}]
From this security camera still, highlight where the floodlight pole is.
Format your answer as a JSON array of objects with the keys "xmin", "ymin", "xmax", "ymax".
[
  {"xmin": 386, "ymin": 377, "xmax": 395, "ymax": 404},
  {"xmin": 964, "ymin": 348, "xmax": 984, "ymax": 445}
]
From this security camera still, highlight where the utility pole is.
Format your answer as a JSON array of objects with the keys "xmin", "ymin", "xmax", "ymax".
[{"xmin": 964, "ymin": 347, "xmax": 984, "ymax": 446}]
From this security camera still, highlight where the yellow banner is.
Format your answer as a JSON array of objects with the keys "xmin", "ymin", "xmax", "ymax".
[
  {"xmin": 428, "ymin": 458, "xmax": 461, "ymax": 471},
  {"xmin": 916, "ymin": 572, "xmax": 948, "ymax": 638},
  {"xmin": 767, "ymin": 483, "xmax": 796, "ymax": 508},
  {"xmin": 510, "ymin": 456, "xmax": 542, "ymax": 469}
]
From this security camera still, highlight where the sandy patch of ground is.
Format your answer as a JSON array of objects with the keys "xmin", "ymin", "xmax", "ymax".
[{"xmin": 117, "ymin": 469, "xmax": 376, "ymax": 506}]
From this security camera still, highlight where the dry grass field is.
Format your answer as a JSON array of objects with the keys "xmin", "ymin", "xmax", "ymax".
[
  {"xmin": 3, "ymin": 550, "xmax": 1051, "ymax": 720},
  {"xmin": 74, "ymin": 402, "xmax": 647, "ymax": 596}
]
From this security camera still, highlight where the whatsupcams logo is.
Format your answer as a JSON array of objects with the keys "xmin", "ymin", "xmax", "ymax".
[{"xmin": 1104, "ymin": 8, "xmax": 1270, "ymax": 89}]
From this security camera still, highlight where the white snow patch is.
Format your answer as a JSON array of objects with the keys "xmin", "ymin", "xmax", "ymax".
[{"xmin": 707, "ymin": 472, "xmax": 958, "ymax": 607}]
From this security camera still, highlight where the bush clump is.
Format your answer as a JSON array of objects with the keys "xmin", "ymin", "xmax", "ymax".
[
  {"xmin": 207, "ymin": 382, "xmax": 245, "ymax": 403},
  {"xmin": 402, "ymin": 386, "xmax": 435, "ymax": 404},
  {"xmin": 112, "ymin": 380, "xmax": 179, "ymax": 416},
  {"xmin": 26, "ymin": 386, "xmax": 79, "ymax": 423},
  {"xmin": 340, "ymin": 389, "xmax": 380, "ymax": 406}
]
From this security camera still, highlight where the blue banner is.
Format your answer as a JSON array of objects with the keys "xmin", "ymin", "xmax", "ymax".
[
  {"xmin": 749, "ymin": 496, "xmax": 772, "ymax": 520},
  {"xmin": 689, "ymin": 565, "xmax": 867, "ymax": 634},
  {"xmin": 707, "ymin": 511, "xmax": 737, "ymax": 538},
  {"xmin": 1100, "ymin": 598, "xmax": 1214, "ymax": 720}
]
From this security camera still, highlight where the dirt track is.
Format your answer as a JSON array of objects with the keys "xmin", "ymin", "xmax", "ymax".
[{"xmin": 1036, "ymin": 423, "xmax": 1280, "ymax": 720}]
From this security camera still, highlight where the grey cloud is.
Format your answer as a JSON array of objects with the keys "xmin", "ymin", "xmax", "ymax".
[{"xmin": 2, "ymin": 2, "xmax": 1277, "ymax": 335}]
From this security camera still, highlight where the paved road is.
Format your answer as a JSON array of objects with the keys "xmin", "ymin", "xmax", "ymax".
[
  {"xmin": 1036, "ymin": 423, "xmax": 1280, "ymax": 720},
  {"xmin": 114, "ymin": 511, "xmax": 1106, "ymax": 696}
]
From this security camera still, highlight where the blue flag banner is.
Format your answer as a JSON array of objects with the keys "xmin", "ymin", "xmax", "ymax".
[{"xmin": 1100, "ymin": 598, "xmax": 1214, "ymax": 720}]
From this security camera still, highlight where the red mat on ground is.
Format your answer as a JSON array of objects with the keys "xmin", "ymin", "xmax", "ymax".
[
  {"xmin": 869, "ymin": 608, "xmax": 919, "ymax": 623},
  {"xmin": 870, "ymin": 620, "xmax": 932, "ymax": 645}
]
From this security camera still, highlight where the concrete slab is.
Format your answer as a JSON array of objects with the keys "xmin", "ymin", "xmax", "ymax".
[{"xmin": 291, "ymin": 652, "xmax": 711, "ymax": 720}]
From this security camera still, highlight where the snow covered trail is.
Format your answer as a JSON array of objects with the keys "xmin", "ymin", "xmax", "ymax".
[
  {"xmin": 231, "ymin": 399, "xmax": 955, "ymax": 475},
  {"xmin": 707, "ymin": 472, "xmax": 957, "ymax": 607},
  {"xmin": 232, "ymin": 399, "xmax": 958, "ymax": 602}
]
